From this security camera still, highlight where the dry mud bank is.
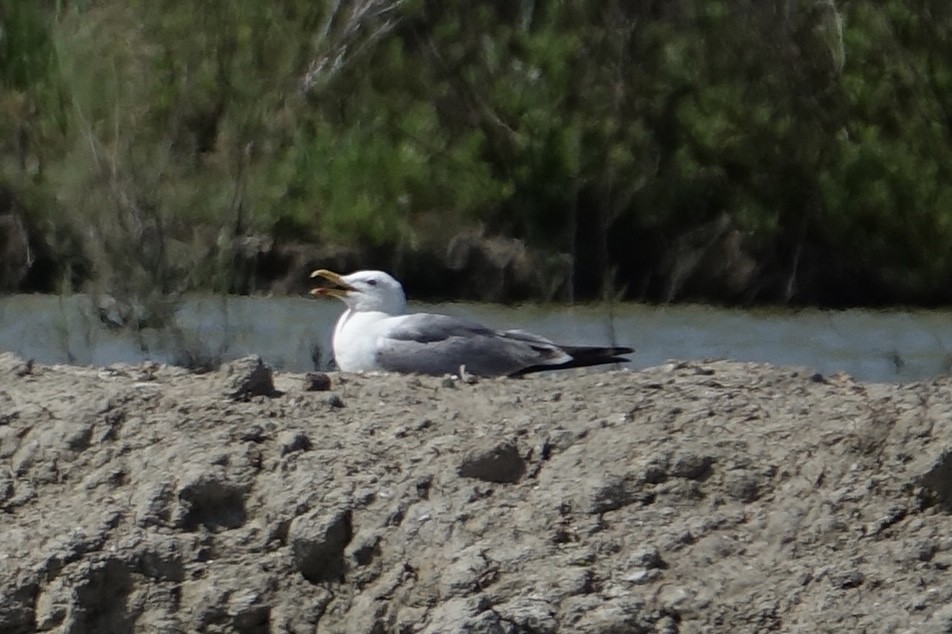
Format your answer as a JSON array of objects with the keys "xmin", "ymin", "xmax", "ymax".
[{"xmin": 2, "ymin": 353, "xmax": 952, "ymax": 633}]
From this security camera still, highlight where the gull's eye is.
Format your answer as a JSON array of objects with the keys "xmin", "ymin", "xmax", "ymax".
[{"xmin": 367, "ymin": 279, "xmax": 378, "ymax": 286}]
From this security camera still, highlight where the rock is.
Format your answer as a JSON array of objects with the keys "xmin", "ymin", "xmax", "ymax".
[
  {"xmin": 419, "ymin": 596, "xmax": 500, "ymax": 634},
  {"xmin": 14, "ymin": 358, "xmax": 34, "ymax": 377},
  {"xmin": 54, "ymin": 417, "xmax": 94, "ymax": 451},
  {"xmin": 626, "ymin": 545, "xmax": 666, "ymax": 570},
  {"xmin": 187, "ymin": 568, "xmax": 273, "ymax": 633},
  {"xmin": 134, "ymin": 481, "xmax": 175, "ymax": 527},
  {"xmin": 58, "ymin": 557, "xmax": 134, "ymax": 634},
  {"xmin": 562, "ymin": 596, "xmax": 656, "ymax": 633},
  {"xmin": 240, "ymin": 425, "xmax": 268, "ymax": 442},
  {"xmin": 271, "ymin": 589, "xmax": 333, "ymax": 634},
  {"xmin": 670, "ymin": 452, "xmax": 714, "ymax": 480},
  {"xmin": 0, "ymin": 477, "xmax": 13, "ymax": 506},
  {"xmin": 458, "ymin": 440, "xmax": 526, "ymax": 483},
  {"xmin": 33, "ymin": 575, "xmax": 69, "ymax": 631},
  {"xmin": 278, "ymin": 430, "xmax": 312, "ymax": 456},
  {"xmin": 173, "ymin": 470, "xmax": 248, "ymax": 532},
  {"xmin": 917, "ymin": 448, "xmax": 952, "ymax": 510},
  {"xmin": 438, "ymin": 547, "xmax": 495, "ymax": 599},
  {"xmin": 304, "ymin": 372, "xmax": 332, "ymax": 391},
  {"xmin": 724, "ymin": 468, "xmax": 763, "ymax": 502},
  {"xmin": 348, "ymin": 530, "xmax": 382, "ymax": 567},
  {"xmin": 130, "ymin": 534, "xmax": 185, "ymax": 582},
  {"xmin": 333, "ymin": 591, "xmax": 388, "ymax": 634},
  {"xmin": 0, "ymin": 580, "xmax": 37, "ymax": 634},
  {"xmin": 539, "ymin": 429, "xmax": 579, "ymax": 457},
  {"xmin": 829, "ymin": 569, "xmax": 865, "ymax": 589},
  {"xmin": 494, "ymin": 597, "xmax": 558, "ymax": 633},
  {"xmin": 640, "ymin": 455, "xmax": 670, "ymax": 484},
  {"xmin": 324, "ymin": 394, "xmax": 345, "ymax": 408},
  {"xmin": 0, "ymin": 425, "xmax": 21, "ymax": 459},
  {"xmin": 622, "ymin": 568, "xmax": 661, "ymax": 584},
  {"xmin": 225, "ymin": 591, "xmax": 270, "ymax": 633},
  {"xmin": 576, "ymin": 474, "xmax": 652, "ymax": 514},
  {"xmin": 289, "ymin": 506, "xmax": 354, "ymax": 583},
  {"xmin": 10, "ymin": 439, "xmax": 41, "ymax": 478},
  {"xmin": 921, "ymin": 603, "xmax": 952, "ymax": 634},
  {"xmin": 224, "ymin": 356, "xmax": 278, "ymax": 400}
]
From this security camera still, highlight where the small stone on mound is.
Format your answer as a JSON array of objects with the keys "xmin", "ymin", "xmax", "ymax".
[
  {"xmin": 224, "ymin": 356, "xmax": 278, "ymax": 400},
  {"xmin": 279, "ymin": 431, "xmax": 312, "ymax": 456},
  {"xmin": 917, "ymin": 448, "xmax": 952, "ymax": 510},
  {"xmin": 14, "ymin": 358, "xmax": 34, "ymax": 378},
  {"xmin": 289, "ymin": 507, "xmax": 353, "ymax": 584},
  {"xmin": 458, "ymin": 440, "xmax": 526, "ymax": 483},
  {"xmin": 304, "ymin": 372, "xmax": 332, "ymax": 391},
  {"xmin": 577, "ymin": 474, "xmax": 650, "ymax": 514}
]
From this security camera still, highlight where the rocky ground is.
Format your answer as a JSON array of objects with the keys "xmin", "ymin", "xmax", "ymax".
[{"xmin": 2, "ymin": 352, "xmax": 952, "ymax": 633}]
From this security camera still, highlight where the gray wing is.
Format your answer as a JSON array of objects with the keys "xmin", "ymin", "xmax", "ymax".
[{"xmin": 374, "ymin": 313, "xmax": 571, "ymax": 377}]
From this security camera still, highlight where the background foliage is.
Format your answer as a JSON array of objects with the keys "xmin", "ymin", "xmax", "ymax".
[{"xmin": 2, "ymin": 0, "xmax": 951, "ymax": 305}]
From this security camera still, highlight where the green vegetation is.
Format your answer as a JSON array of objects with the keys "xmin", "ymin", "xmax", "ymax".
[{"xmin": 2, "ymin": 0, "xmax": 952, "ymax": 305}]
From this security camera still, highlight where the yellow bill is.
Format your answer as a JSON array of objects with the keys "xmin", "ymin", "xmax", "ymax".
[{"xmin": 309, "ymin": 269, "xmax": 354, "ymax": 298}]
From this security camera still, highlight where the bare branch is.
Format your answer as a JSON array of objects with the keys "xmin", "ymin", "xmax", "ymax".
[{"xmin": 300, "ymin": 0, "xmax": 408, "ymax": 94}]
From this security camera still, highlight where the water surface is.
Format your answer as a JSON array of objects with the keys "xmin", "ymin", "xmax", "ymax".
[{"xmin": 1, "ymin": 294, "xmax": 950, "ymax": 383}]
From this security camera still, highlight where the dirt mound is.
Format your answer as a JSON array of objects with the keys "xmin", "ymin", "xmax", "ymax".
[{"xmin": 2, "ymin": 353, "xmax": 952, "ymax": 633}]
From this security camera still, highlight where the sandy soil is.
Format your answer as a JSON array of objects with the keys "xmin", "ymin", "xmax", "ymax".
[{"xmin": 2, "ymin": 352, "xmax": 952, "ymax": 633}]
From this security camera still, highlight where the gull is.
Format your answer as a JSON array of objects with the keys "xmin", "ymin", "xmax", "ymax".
[{"xmin": 310, "ymin": 269, "xmax": 633, "ymax": 377}]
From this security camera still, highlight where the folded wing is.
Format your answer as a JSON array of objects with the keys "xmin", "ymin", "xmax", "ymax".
[{"xmin": 374, "ymin": 313, "xmax": 631, "ymax": 377}]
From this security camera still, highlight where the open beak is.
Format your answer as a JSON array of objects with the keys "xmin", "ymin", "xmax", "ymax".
[{"xmin": 309, "ymin": 269, "xmax": 354, "ymax": 299}]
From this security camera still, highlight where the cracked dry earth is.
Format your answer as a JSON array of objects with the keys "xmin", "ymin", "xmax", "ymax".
[{"xmin": 3, "ymin": 351, "xmax": 952, "ymax": 633}]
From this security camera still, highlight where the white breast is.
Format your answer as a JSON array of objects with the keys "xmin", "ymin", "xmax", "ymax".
[{"xmin": 332, "ymin": 310, "xmax": 389, "ymax": 372}]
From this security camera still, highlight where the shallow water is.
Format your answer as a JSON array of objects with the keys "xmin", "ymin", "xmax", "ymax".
[{"xmin": 1, "ymin": 293, "xmax": 950, "ymax": 383}]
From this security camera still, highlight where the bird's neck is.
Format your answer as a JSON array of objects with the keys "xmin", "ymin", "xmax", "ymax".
[{"xmin": 336, "ymin": 308, "xmax": 391, "ymax": 333}]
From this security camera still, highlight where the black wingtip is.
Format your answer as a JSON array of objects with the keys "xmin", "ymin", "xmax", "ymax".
[{"xmin": 511, "ymin": 345, "xmax": 634, "ymax": 377}]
